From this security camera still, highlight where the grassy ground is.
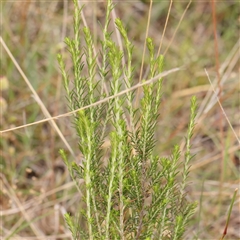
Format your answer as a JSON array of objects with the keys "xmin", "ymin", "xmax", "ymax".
[{"xmin": 1, "ymin": 1, "xmax": 239, "ymax": 239}]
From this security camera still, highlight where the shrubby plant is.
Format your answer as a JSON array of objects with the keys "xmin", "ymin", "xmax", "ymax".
[{"xmin": 58, "ymin": 0, "xmax": 197, "ymax": 239}]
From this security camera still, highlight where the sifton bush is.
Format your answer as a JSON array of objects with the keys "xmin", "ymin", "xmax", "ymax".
[{"xmin": 58, "ymin": 0, "xmax": 197, "ymax": 239}]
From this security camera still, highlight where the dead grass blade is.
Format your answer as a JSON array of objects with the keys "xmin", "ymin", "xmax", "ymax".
[
  {"xmin": 205, "ymin": 69, "xmax": 240, "ymax": 145},
  {"xmin": 0, "ymin": 67, "xmax": 180, "ymax": 133},
  {"xmin": 1, "ymin": 174, "xmax": 45, "ymax": 239},
  {"xmin": 0, "ymin": 36, "xmax": 75, "ymax": 158}
]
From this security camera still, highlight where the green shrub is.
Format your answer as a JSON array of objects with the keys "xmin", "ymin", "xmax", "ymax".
[{"xmin": 58, "ymin": 0, "xmax": 197, "ymax": 239}]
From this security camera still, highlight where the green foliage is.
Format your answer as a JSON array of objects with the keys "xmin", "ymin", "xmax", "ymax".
[{"xmin": 58, "ymin": 0, "xmax": 197, "ymax": 239}]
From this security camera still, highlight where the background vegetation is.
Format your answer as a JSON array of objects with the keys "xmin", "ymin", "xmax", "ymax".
[{"xmin": 1, "ymin": 1, "xmax": 239, "ymax": 239}]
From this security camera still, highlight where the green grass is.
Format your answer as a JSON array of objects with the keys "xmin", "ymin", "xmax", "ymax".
[{"xmin": 1, "ymin": 1, "xmax": 239, "ymax": 239}]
